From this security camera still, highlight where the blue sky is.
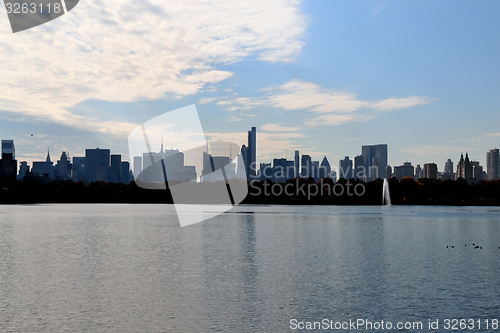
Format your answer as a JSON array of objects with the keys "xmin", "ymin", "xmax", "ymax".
[{"xmin": 1, "ymin": 0, "xmax": 499, "ymax": 172}]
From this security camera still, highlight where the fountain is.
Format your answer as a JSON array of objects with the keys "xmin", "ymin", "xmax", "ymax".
[{"xmin": 382, "ymin": 178, "xmax": 391, "ymax": 205}]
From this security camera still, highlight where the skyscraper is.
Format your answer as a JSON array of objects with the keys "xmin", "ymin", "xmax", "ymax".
[
  {"xmin": 110, "ymin": 154, "xmax": 122, "ymax": 183},
  {"xmin": 394, "ymin": 162, "xmax": 414, "ymax": 180},
  {"xmin": 415, "ymin": 164, "xmax": 422, "ymax": 179},
  {"xmin": 361, "ymin": 144, "xmax": 388, "ymax": 180},
  {"xmin": 294, "ymin": 150, "xmax": 300, "ymax": 178},
  {"xmin": 1, "ymin": 140, "xmax": 15, "ymax": 159},
  {"xmin": 121, "ymin": 161, "xmax": 130, "ymax": 184},
  {"xmin": 31, "ymin": 151, "xmax": 53, "ymax": 179},
  {"xmin": 319, "ymin": 156, "xmax": 331, "ymax": 179},
  {"xmin": 354, "ymin": 155, "xmax": 364, "ymax": 180},
  {"xmin": 471, "ymin": 161, "xmax": 483, "ymax": 182},
  {"xmin": 17, "ymin": 161, "xmax": 29, "ymax": 180},
  {"xmin": 456, "ymin": 153, "xmax": 473, "ymax": 182},
  {"xmin": 423, "ymin": 163, "xmax": 438, "ymax": 179},
  {"xmin": 442, "ymin": 159, "xmax": 454, "ymax": 180},
  {"xmin": 247, "ymin": 127, "xmax": 256, "ymax": 177},
  {"xmin": 72, "ymin": 157, "xmax": 86, "ymax": 181},
  {"xmin": 56, "ymin": 152, "xmax": 71, "ymax": 180},
  {"xmin": 85, "ymin": 148, "xmax": 110, "ymax": 182},
  {"xmin": 444, "ymin": 159, "xmax": 454, "ymax": 174},
  {"xmin": 339, "ymin": 156, "xmax": 353, "ymax": 179},
  {"xmin": 133, "ymin": 156, "xmax": 142, "ymax": 181},
  {"xmin": 486, "ymin": 148, "xmax": 500, "ymax": 180},
  {"xmin": 301, "ymin": 155, "xmax": 311, "ymax": 177},
  {"xmin": 385, "ymin": 165, "xmax": 392, "ymax": 179},
  {"xmin": 0, "ymin": 140, "xmax": 17, "ymax": 177}
]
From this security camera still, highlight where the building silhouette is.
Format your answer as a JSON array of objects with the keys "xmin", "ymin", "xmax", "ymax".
[
  {"xmin": 0, "ymin": 140, "xmax": 17, "ymax": 178},
  {"xmin": 294, "ymin": 150, "xmax": 300, "ymax": 178},
  {"xmin": 55, "ymin": 152, "xmax": 71, "ymax": 180},
  {"xmin": 354, "ymin": 155, "xmax": 364, "ymax": 180},
  {"xmin": 248, "ymin": 127, "xmax": 256, "ymax": 177},
  {"xmin": 31, "ymin": 151, "xmax": 53, "ymax": 179},
  {"xmin": 17, "ymin": 161, "xmax": 29, "ymax": 180},
  {"xmin": 133, "ymin": 156, "xmax": 142, "ymax": 181},
  {"xmin": 423, "ymin": 163, "xmax": 438, "ymax": 179},
  {"xmin": 301, "ymin": 154, "xmax": 311, "ymax": 177},
  {"xmin": 440, "ymin": 159, "xmax": 454, "ymax": 180},
  {"xmin": 241, "ymin": 127, "xmax": 257, "ymax": 178},
  {"xmin": 110, "ymin": 155, "xmax": 122, "ymax": 183},
  {"xmin": 121, "ymin": 161, "xmax": 130, "ymax": 184},
  {"xmin": 471, "ymin": 161, "xmax": 483, "ymax": 182},
  {"xmin": 394, "ymin": 162, "xmax": 414, "ymax": 180},
  {"xmin": 361, "ymin": 144, "xmax": 388, "ymax": 180},
  {"xmin": 339, "ymin": 156, "xmax": 353, "ymax": 179},
  {"xmin": 456, "ymin": 153, "xmax": 473, "ymax": 182},
  {"xmin": 319, "ymin": 156, "xmax": 331, "ymax": 180},
  {"xmin": 385, "ymin": 165, "xmax": 392, "ymax": 179},
  {"xmin": 486, "ymin": 148, "xmax": 500, "ymax": 180},
  {"xmin": 202, "ymin": 151, "xmax": 232, "ymax": 182},
  {"xmin": 72, "ymin": 157, "xmax": 86, "ymax": 181},
  {"xmin": 85, "ymin": 148, "xmax": 110, "ymax": 182},
  {"xmin": 414, "ymin": 164, "xmax": 422, "ymax": 180}
]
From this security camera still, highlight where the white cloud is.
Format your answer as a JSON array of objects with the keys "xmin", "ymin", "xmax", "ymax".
[
  {"xmin": 469, "ymin": 132, "xmax": 500, "ymax": 143},
  {"xmin": 220, "ymin": 79, "xmax": 434, "ymax": 126},
  {"xmin": 228, "ymin": 116, "xmax": 242, "ymax": 122},
  {"xmin": 0, "ymin": 0, "xmax": 306, "ymax": 135},
  {"xmin": 370, "ymin": 96, "xmax": 436, "ymax": 111},
  {"xmin": 198, "ymin": 97, "xmax": 218, "ymax": 105},
  {"xmin": 261, "ymin": 124, "xmax": 301, "ymax": 132}
]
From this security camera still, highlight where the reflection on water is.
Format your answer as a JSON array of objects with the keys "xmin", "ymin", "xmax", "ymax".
[{"xmin": 0, "ymin": 204, "xmax": 499, "ymax": 332}]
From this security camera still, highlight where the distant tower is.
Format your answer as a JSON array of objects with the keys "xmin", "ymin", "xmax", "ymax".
[
  {"xmin": 486, "ymin": 149, "xmax": 500, "ymax": 180},
  {"xmin": 385, "ymin": 165, "xmax": 392, "ymax": 179},
  {"xmin": 444, "ymin": 159, "xmax": 454, "ymax": 174},
  {"xmin": 1, "ymin": 140, "xmax": 15, "ymax": 159},
  {"xmin": 294, "ymin": 150, "xmax": 300, "ymax": 178},
  {"xmin": 320, "ymin": 156, "xmax": 331, "ymax": 179},
  {"xmin": 17, "ymin": 161, "xmax": 29, "ymax": 180},
  {"xmin": 247, "ymin": 127, "xmax": 256, "ymax": 177},
  {"xmin": 59, "ymin": 151, "xmax": 69, "ymax": 180},
  {"xmin": 456, "ymin": 152, "xmax": 473, "ymax": 182},
  {"xmin": 339, "ymin": 156, "xmax": 353, "ymax": 179},
  {"xmin": 415, "ymin": 164, "xmax": 422, "ymax": 179},
  {"xmin": 301, "ymin": 155, "xmax": 311, "ymax": 177},
  {"xmin": 133, "ymin": 156, "xmax": 143, "ymax": 181}
]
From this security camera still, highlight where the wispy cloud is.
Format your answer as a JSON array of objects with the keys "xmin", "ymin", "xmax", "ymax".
[
  {"xmin": 0, "ymin": 0, "xmax": 307, "ymax": 135},
  {"xmin": 371, "ymin": 2, "xmax": 388, "ymax": 17},
  {"xmin": 261, "ymin": 124, "xmax": 301, "ymax": 132},
  {"xmin": 469, "ymin": 132, "xmax": 500, "ymax": 143},
  {"xmin": 228, "ymin": 116, "xmax": 242, "ymax": 122},
  {"xmin": 198, "ymin": 97, "xmax": 218, "ymax": 105},
  {"xmin": 219, "ymin": 79, "xmax": 434, "ymax": 125}
]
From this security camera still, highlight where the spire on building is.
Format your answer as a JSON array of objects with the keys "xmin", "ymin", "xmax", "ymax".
[{"xmin": 46, "ymin": 150, "xmax": 51, "ymax": 163}]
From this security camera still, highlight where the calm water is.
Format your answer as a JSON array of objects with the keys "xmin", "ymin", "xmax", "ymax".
[{"xmin": 0, "ymin": 204, "xmax": 500, "ymax": 332}]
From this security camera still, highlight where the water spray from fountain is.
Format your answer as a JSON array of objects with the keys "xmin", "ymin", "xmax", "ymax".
[{"xmin": 383, "ymin": 178, "xmax": 391, "ymax": 205}]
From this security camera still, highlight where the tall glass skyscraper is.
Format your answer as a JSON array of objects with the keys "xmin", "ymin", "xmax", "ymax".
[{"xmin": 247, "ymin": 127, "xmax": 256, "ymax": 177}]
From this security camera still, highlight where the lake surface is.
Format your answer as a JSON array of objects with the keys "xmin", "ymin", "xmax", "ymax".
[{"xmin": 0, "ymin": 205, "xmax": 499, "ymax": 332}]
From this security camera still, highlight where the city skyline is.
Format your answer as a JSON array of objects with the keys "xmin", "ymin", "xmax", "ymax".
[
  {"xmin": 1, "ymin": 1, "xmax": 500, "ymax": 170},
  {"xmin": 3, "ymin": 131, "xmax": 500, "ymax": 184}
]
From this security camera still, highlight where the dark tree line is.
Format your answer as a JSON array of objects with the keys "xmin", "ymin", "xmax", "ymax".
[{"xmin": 1, "ymin": 175, "xmax": 500, "ymax": 205}]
